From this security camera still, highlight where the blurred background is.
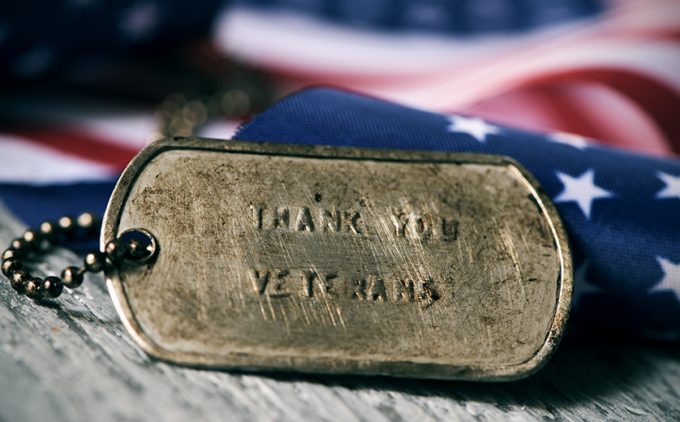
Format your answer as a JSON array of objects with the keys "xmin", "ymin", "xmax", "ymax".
[{"xmin": 0, "ymin": 0, "xmax": 678, "ymax": 185}]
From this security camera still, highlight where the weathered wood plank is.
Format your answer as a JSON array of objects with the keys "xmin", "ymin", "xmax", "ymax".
[{"xmin": 0, "ymin": 202, "xmax": 678, "ymax": 422}]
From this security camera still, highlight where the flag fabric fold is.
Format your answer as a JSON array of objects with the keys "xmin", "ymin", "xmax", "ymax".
[{"xmin": 234, "ymin": 87, "xmax": 680, "ymax": 338}]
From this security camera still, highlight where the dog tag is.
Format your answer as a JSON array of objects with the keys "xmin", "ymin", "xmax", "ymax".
[{"xmin": 103, "ymin": 138, "xmax": 572, "ymax": 380}]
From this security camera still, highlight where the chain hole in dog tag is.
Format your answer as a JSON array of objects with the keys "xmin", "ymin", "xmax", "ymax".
[{"xmin": 118, "ymin": 228, "xmax": 158, "ymax": 265}]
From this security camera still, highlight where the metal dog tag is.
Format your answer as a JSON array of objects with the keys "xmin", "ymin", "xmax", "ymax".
[{"xmin": 103, "ymin": 138, "xmax": 572, "ymax": 381}]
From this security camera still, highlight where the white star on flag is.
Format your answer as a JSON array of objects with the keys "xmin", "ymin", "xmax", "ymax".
[
  {"xmin": 554, "ymin": 169, "xmax": 614, "ymax": 219},
  {"xmin": 550, "ymin": 132, "xmax": 590, "ymax": 150},
  {"xmin": 651, "ymin": 257, "xmax": 680, "ymax": 300},
  {"xmin": 447, "ymin": 115, "xmax": 499, "ymax": 143},
  {"xmin": 656, "ymin": 172, "xmax": 680, "ymax": 199},
  {"xmin": 572, "ymin": 261, "xmax": 600, "ymax": 308}
]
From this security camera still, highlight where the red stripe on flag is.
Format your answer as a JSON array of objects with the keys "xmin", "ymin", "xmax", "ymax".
[
  {"xmin": 462, "ymin": 81, "xmax": 672, "ymax": 156},
  {"xmin": 524, "ymin": 68, "xmax": 680, "ymax": 155},
  {"xmin": 4, "ymin": 127, "xmax": 140, "ymax": 170}
]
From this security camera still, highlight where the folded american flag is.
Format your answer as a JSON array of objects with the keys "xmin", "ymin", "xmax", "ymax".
[
  {"xmin": 217, "ymin": 0, "xmax": 680, "ymax": 157},
  {"xmin": 234, "ymin": 87, "xmax": 680, "ymax": 339}
]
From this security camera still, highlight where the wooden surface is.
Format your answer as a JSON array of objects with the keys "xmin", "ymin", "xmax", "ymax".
[{"xmin": 1, "ymin": 203, "xmax": 678, "ymax": 422}]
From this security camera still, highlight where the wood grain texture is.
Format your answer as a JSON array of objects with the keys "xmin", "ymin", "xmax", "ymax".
[{"xmin": 0, "ymin": 203, "xmax": 678, "ymax": 422}]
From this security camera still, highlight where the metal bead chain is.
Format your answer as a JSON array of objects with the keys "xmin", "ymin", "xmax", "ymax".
[{"xmin": 1, "ymin": 212, "xmax": 150, "ymax": 301}]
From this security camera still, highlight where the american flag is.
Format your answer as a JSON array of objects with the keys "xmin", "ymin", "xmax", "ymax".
[{"xmin": 0, "ymin": 0, "xmax": 678, "ymax": 339}]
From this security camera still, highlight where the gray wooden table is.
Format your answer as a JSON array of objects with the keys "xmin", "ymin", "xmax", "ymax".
[{"xmin": 1, "ymin": 203, "xmax": 678, "ymax": 422}]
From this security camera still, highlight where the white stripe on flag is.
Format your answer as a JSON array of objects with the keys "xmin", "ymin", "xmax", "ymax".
[{"xmin": 0, "ymin": 135, "xmax": 117, "ymax": 185}]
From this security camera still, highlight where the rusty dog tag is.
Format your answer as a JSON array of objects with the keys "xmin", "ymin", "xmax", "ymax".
[{"xmin": 103, "ymin": 138, "xmax": 572, "ymax": 380}]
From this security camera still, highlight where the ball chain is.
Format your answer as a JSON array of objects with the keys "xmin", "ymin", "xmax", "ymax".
[
  {"xmin": 1, "ymin": 212, "xmax": 150, "ymax": 301},
  {"xmin": 2, "ymin": 69, "xmax": 268, "ymax": 300}
]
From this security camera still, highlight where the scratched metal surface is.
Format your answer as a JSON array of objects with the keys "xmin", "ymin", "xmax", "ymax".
[{"xmin": 103, "ymin": 138, "xmax": 571, "ymax": 380}]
